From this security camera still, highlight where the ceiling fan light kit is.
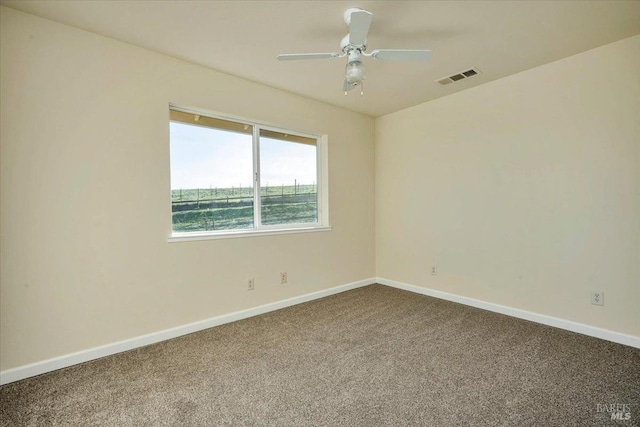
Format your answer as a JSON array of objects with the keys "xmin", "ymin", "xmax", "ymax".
[
  {"xmin": 277, "ymin": 7, "xmax": 432, "ymax": 95},
  {"xmin": 345, "ymin": 60, "xmax": 366, "ymax": 86}
]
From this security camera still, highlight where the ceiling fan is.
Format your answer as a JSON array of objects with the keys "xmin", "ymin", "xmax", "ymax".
[{"xmin": 277, "ymin": 8, "xmax": 432, "ymax": 95}]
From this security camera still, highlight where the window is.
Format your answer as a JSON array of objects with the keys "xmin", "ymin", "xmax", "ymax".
[{"xmin": 168, "ymin": 107, "xmax": 329, "ymax": 241}]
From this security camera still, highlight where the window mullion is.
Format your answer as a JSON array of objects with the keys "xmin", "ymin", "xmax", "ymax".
[{"xmin": 252, "ymin": 126, "xmax": 261, "ymax": 229}]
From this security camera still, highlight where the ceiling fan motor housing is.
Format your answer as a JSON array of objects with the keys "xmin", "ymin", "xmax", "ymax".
[{"xmin": 341, "ymin": 34, "xmax": 366, "ymax": 53}]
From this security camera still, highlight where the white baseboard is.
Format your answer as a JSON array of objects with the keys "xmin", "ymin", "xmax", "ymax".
[
  {"xmin": 3, "ymin": 277, "xmax": 636, "ymax": 385},
  {"xmin": 0, "ymin": 278, "xmax": 376, "ymax": 385},
  {"xmin": 377, "ymin": 277, "xmax": 640, "ymax": 349}
]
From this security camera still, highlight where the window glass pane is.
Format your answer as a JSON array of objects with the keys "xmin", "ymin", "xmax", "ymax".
[
  {"xmin": 170, "ymin": 118, "xmax": 254, "ymax": 232},
  {"xmin": 259, "ymin": 130, "xmax": 318, "ymax": 226}
]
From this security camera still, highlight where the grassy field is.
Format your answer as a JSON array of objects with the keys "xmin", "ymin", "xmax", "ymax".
[{"xmin": 171, "ymin": 184, "xmax": 317, "ymax": 232}]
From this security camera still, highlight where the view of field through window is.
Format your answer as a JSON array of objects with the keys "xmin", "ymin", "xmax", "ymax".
[{"xmin": 170, "ymin": 117, "xmax": 318, "ymax": 232}]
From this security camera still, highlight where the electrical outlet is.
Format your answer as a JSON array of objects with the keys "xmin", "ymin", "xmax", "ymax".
[
  {"xmin": 591, "ymin": 292, "xmax": 604, "ymax": 306},
  {"xmin": 431, "ymin": 266, "xmax": 437, "ymax": 276},
  {"xmin": 247, "ymin": 278, "xmax": 255, "ymax": 291},
  {"xmin": 280, "ymin": 272, "xmax": 288, "ymax": 284}
]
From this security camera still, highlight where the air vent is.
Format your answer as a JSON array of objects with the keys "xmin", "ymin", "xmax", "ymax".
[{"xmin": 436, "ymin": 67, "xmax": 481, "ymax": 86}]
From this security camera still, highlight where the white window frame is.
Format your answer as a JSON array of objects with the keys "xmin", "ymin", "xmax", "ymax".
[{"xmin": 167, "ymin": 105, "xmax": 330, "ymax": 242}]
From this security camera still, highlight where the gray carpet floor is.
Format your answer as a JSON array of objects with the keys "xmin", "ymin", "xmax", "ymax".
[{"xmin": 1, "ymin": 284, "xmax": 639, "ymax": 426}]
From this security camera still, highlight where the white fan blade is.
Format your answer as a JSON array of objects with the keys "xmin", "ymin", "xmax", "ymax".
[
  {"xmin": 349, "ymin": 10, "xmax": 373, "ymax": 46},
  {"xmin": 370, "ymin": 49, "xmax": 432, "ymax": 61},
  {"xmin": 277, "ymin": 53, "xmax": 339, "ymax": 60},
  {"xmin": 343, "ymin": 78, "xmax": 357, "ymax": 92}
]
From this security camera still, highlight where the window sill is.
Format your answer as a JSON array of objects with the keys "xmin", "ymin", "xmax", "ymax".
[{"xmin": 167, "ymin": 225, "xmax": 332, "ymax": 243}]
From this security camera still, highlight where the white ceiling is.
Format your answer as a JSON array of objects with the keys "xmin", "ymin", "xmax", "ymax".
[{"xmin": 2, "ymin": 0, "xmax": 639, "ymax": 117}]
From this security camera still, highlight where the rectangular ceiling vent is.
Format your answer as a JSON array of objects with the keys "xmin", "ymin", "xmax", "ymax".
[{"xmin": 436, "ymin": 67, "xmax": 481, "ymax": 86}]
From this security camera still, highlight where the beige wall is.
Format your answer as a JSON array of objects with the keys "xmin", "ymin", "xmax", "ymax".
[
  {"xmin": 376, "ymin": 35, "xmax": 640, "ymax": 336},
  {"xmin": 0, "ymin": 7, "xmax": 375, "ymax": 370}
]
